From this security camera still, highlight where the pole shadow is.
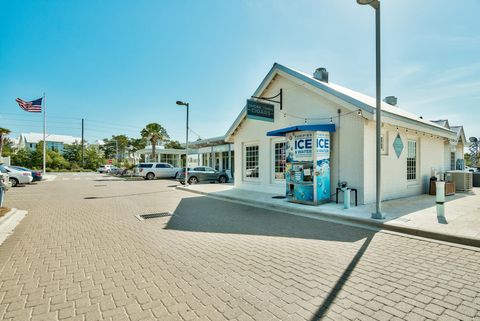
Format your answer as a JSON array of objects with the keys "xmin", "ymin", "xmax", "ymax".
[{"xmin": 310, "ymin": 235, "xmax": 373, "ymax": 320}]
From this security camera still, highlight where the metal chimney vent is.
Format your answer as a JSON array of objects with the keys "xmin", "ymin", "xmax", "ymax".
[
  {"xmin": 384, "ymin": 96, "xmax": 398, "ymax": 106},
  {"xmin": 314, "ymin": 68, "xmax": 329, "ymax": 83}
]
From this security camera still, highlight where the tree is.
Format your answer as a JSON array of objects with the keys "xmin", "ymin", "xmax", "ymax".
[
  {"xmin": 63, "ymin": 143, "xmax": 82, "ymax": 164},
  {"xmin": 0, "ymin": 127, "xmax": 11, "ymax": 157},
  {"xmin": 164, "ymin": 140, "xmax": 183, "ymax": 149},
  {"xmin": 140, "ymin": 123, "xmax": 169, "ymax": 159},
  {"xmin": 11, "ymin": 149, "xmax": 31, "ymax": 168},
  {"xmin": 128, "ymin": 137, "xmax": 147, "ymax": 152},
  {"xmin": 1, "ymin": 138, "xmax": 14, "ymax": 157},
  {"xmin": 112, "ymin": 135, "xmax": 129, "ymax": 160},
  {"xmin": 84, "ymin": 146, "xmax": 105, "ymax": 170}
]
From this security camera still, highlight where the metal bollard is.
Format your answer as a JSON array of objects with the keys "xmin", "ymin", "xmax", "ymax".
[
  {"xmin": 343, "ymin": 187, "xmax": 350, "ymax": 209},
  {"xmin": 0, "ymin": 185, "xmax": 4, "ymax": 208},
  {"xmin": 436, "ymin": 181, "xmax": 445, "ymax": 218}
]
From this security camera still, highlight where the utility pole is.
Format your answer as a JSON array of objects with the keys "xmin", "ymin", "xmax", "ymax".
[
  {"xmin": 81, "ymin": 118, "xmax": 85, "ymax": 168},
  {"xmin": 115, "ymin": 139, "xmax": 119, "ymax": 166}
]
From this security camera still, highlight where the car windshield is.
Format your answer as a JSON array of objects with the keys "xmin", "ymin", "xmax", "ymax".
[{"xmin": 0, "ymin": 165, "xmax": 7, "ymax": 173}]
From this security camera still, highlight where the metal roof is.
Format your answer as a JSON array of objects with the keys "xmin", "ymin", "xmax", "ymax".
[
  {"xmin": 18, "ymin": 132, "xmax": 81, "ymax": 144},
  {"xmin": 225, "ymin": 63, "xmax": 457, "ymax": 141}
]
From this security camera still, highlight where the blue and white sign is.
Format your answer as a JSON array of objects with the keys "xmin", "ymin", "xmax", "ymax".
[{"xmin": 286, "ymin": 132, "xmax": 330, "ymax": 161}]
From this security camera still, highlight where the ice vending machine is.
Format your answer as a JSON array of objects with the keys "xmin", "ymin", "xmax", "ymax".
[{"xmin": 268, "ymin": 124, "xmax": 334, "ymax": 206}]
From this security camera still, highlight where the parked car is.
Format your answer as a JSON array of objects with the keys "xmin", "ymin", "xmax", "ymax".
[
  {"xmin": 177, "ymin": 166, "xmax": 229, "ymax": 184},
  {"xmin": 109, "ymin": 167, "xmax": 127, "ymax": 176},
  {"xmin": 133, "ymin": 163, "xmax": 181, "ymax": 180},
  {"xmin": 0, "ymin": 170, "xmax": 11, "ymax": 191},
  {"xmin": 97, "ymin": 165, "xmax": 114, "ymax": 173},
  {"xmin": 10, "ymin": 166, "xmax": 43, "ymax": 182},
  {"xmin": 0, "ymin": 165, "xmax": 33, "ymax": 187}
]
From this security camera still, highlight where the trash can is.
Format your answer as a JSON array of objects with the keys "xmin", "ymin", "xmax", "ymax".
[{"xmin": 429, "ymin": 176, "xmax": 437, "ymax": 195}]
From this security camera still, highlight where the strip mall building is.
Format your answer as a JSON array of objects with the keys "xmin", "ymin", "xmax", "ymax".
[{"xmin": 222, "ymin": 63, "xmax": 466, "ymax": 205}]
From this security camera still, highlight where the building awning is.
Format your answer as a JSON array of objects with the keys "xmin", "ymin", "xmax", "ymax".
[{"xmin": 266, "ymin": 124, "xmax": 336, "ymax": 136}]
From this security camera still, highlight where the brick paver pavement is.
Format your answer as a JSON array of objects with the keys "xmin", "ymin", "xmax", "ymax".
[{"xmin": 1, "ymin": 173, "xmax": 479, "ymax": 321}]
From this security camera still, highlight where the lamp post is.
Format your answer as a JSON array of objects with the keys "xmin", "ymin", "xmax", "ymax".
[
  {"xmin": 176, "ymin": 100, "xmax": 189, "ymax": 185},
  {"xmin": 357, "ymin": 0, "xmax": 384, "ymax": 219}
]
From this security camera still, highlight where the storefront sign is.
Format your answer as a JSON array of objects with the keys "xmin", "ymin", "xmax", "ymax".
[
  {"xmin": 289, "ymin": 132, "xmax": 330, "ymax": 161},
  {"xmin": 246, "ymin": 99, "xmax": 274, "ymax": 122}
]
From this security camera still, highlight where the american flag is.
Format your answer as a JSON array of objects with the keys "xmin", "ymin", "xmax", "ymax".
[{"xmin": 16, "ymin": 97, "xmax": 42, "ymax": 113}]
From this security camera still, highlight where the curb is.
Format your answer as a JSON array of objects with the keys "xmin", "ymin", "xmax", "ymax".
[
  {"xmin": 177, "ymin": 186, "xmax": 480, "ymax": 248},
  {"xmin": 0, "ymin": 208, "xmax": 28, "ymax": 246}
]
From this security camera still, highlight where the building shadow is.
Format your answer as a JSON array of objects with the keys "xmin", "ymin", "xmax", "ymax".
[{"xmin": 165, "ymin": 195, "xmax": 375, "ymax": 242}]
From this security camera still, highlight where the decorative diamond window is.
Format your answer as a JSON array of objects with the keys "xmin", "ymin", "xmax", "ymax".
[{"xmin": 393, "ymin": 134, "xmax": 404, "ymax": 158}]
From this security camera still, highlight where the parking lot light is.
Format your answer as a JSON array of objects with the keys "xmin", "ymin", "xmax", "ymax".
[{"xmin": 176, "ymin": 101, "xmax": 189, "ymax": 186}]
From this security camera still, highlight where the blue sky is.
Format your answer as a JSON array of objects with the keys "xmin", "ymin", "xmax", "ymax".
[{"xmin": 1, "ymin": 0, "xmax": 479, "ymax": 143}]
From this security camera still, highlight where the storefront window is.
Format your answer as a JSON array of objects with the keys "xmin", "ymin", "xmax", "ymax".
[
  {"xmin": 245, "ymin": 145, "xmax": 259, "ymax": 178},
  {"xmin": 160, "ymin": 154, "xmax": 176, "ymax": 166},
  {"xmin": 407, "ymin": 140, "xmax": 417, "ymax": 180},
  {"xmin": 274, "ymin": 142, "xmax": 286, "ymax": 180}
]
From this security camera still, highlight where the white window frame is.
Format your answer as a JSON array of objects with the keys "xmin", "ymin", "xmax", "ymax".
[
  {"xmin": 243, "ymin": 143, "xmax": 260, "ymax": 181},
  {"xmin": 381, "ymin": 132, "xmax": 388, "ymax": 155},
  {"xmin": 450, "ymin": 152, "xmax": 456, "ymax": 170},
  {"xmin": 407, "ymin": 139, "xmax": 418, "ymax": 181},
  {"xmin": 271, "ymin": 138, "xmax": 287, "ymax": 183}
]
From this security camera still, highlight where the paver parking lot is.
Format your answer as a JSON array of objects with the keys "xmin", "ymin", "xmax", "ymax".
[{"xmin": 1, "ymin": 173, "xmax": 479, "ymax": 321}]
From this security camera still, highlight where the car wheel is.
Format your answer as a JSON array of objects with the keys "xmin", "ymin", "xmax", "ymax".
[
  {"xmin": 10, "ymin": 178, "xmax": 19, "ymax": 187},
  {"xmin": 188, "ymin": 176, "xmax": 198, "ymax": 184},
  {"xmin": 218, "ymin": 175, "xmax": 227, "ymax": 184},
  {"xmin": 146, "ymin": 172, "xmax": 155, "ymax": 180}
]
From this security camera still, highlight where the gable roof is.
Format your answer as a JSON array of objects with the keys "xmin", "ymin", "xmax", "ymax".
[
  {"xmin": 431, "ymin": 119, "xmax": 450, "ymax": 129},
  {"xmin": 450, "ymin": 126, "xmax": 467, "ymax": 145},
  {"xmin": 225, "ymin": 63, "xmax": 457, "ymax": 141}
]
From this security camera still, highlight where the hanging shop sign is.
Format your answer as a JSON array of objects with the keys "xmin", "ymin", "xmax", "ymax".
[{"xmin": 246, "ymin": 99, "xmax": 274, "ymax": 122}]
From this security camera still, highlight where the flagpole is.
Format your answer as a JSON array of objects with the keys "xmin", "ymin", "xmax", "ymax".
[{"xmin": 43, "ymin": 93, "xmax": 46, "ymax": 174}]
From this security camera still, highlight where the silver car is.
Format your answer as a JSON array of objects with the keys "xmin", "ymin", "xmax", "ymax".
[{"xmin": 177, "ymin": 166, "xmax": 229, "ymax": 184}]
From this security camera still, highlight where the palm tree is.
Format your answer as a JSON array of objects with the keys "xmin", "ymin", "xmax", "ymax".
[
  {"xmin": 140, "ymin": 123, "xmax": 169, "ymax": 160},
  {"xmin": 0, "ymin": 127, "xmax": 11, "ymax": 157}
]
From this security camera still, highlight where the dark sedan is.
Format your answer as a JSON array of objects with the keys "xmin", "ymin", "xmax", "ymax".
[
  {"xmin": 10, "ymin": 166, "xmax": 43, "ymax": 182},
  {"xmin": 177, "ymin": 166, "xmax": 229, "ymax": 185}
]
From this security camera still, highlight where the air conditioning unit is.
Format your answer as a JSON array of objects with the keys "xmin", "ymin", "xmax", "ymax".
[{"xmin": 446, "ymin": 171, "xmax": 473, "ymax": 191}]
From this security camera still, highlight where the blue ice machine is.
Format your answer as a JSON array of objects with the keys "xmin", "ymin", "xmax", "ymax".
[{"xmin": 267, "ymin": 124, "xmax": 335, "ymax": 205}]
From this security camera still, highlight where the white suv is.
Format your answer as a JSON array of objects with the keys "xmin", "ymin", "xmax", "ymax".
[
  {"xmin": 134, "ymin": 163, "xmax": 181, "ymax": 180},
  {"xmin": 97, "ymin": 165, "xmax": 113, "ymax": 173}
]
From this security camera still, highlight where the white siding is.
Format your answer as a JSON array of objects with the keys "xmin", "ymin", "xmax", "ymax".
[{"xmin": 232, "ymin": 74, "xmax": 364, "ymax": 198}]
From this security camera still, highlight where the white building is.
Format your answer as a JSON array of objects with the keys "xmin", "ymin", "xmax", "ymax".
[
  {"xmin": 16, "ymin": 132, "xmax": 82, "ymax": 154},
  {"xmin": 225, "ymin": 63, "xmax": 465, "ymax": 204}
]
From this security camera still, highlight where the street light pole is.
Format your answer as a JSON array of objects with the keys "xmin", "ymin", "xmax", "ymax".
[
  {"xmin": 176, "ymin": 101, "xmax": 190, "ymax": 186},
  {"xmin": 357, "ymin": 0, "xmax": 384, "ymax": 219}
]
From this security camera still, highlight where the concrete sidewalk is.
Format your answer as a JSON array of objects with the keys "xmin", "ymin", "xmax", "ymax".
[{"xmin": 177, "ymin": 183, "xmax": 480, "ymax": 247}]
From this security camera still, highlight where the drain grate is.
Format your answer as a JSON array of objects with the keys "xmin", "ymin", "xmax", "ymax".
[
  {"xmin": 272, "ymin": 195, "xmax": 286, "ymax": 199},
  {"xmin": 136, "ymin": 212, "xmax": 173, "ymax": 221}
]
